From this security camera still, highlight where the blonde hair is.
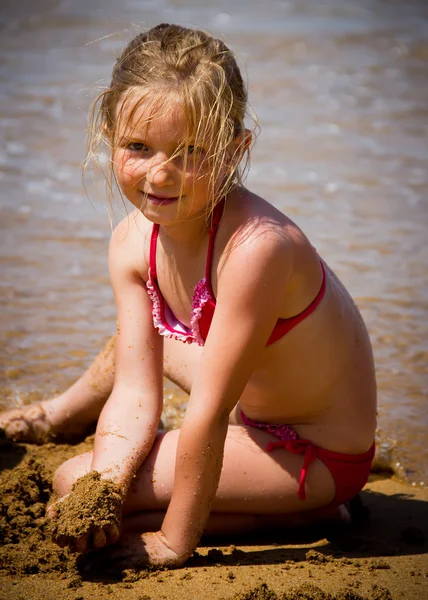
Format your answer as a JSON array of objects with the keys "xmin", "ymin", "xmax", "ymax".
[{"xmin": 85, "ymin": 23, "xmax": 254, "ymax": 221}]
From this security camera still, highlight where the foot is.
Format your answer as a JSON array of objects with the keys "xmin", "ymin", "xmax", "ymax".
[
  {"xmin": 300, "ymin": 496, "xmax": 370, "ymax": 527},
  {"xmin": 83, "ymin": 531, "xmax": 187, "ymax": 573},
  {"xmin": 0, "ymin": 401, "xmax": 91, "ymax": 445},
  {"xmin": 0, "ymin": 403, "xmax": 56, "ymax": 444},
  {"xmin": 307, "ymin": 503, "xmax": 351, "ymax": 524},
  {"xmin": 346, "ymin": 494, "xmax": 370, "ymax": 523}
]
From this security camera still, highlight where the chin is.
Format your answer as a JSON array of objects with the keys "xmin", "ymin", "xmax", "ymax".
[{"xmin": 141, "ymin": 203, "xmax": 181, "ymax": 225}]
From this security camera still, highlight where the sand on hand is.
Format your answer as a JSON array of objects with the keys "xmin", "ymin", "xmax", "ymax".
[{"xmin": 49, "ymin": 471, "xmax": 122, "ymax": 544}]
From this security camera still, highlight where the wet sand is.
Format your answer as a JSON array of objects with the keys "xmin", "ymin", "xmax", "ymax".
[{"xmin": 1, "ymin": 438, "xmax": 427, "ymax": 600}]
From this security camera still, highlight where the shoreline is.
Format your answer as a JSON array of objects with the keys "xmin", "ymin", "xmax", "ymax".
[{"xmin": 1, "ymin": 439, "xmax": 427, "ymax": 600}]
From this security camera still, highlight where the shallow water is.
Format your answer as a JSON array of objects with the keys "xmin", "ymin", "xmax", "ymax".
[{"xmin": 0, "ymin": 0, "xmax": 427, "ymax": 485}]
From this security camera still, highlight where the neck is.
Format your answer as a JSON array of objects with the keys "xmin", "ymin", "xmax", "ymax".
[{"xmin": 160, "ymin": 210, "xmax": 211, "ymax": 249}]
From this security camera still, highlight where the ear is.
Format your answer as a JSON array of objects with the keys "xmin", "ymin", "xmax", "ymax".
[
  {"xmin": 230, "ymin": 128, "xmax": 252, "ymax": 166},
  {"xmin": 101, "ymin": 120, "xmax": 116, "ymax": 156},
  {"xmin": 239, "ymin": 128, "xmax": 253, "ymax": 153},
  {"xmin": 102, "ymin": 119, "xmax": 113, "ymax": 138}
]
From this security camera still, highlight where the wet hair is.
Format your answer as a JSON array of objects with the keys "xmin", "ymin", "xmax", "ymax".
[{"xmin": 85, "ymin": 23, "xmax": 254, "ymax": 221}]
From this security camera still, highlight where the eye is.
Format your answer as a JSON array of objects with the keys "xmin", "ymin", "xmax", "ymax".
[
  {"xmin": 187, "ymin": 145, "xmax": 205, "ymax": 155},
  {"xmin": 127, "ymin": 142, "xmax": 149, "ymax": 152}
]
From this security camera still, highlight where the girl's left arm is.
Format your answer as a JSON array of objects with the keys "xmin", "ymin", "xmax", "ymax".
[{"xmin": 159, "ymin": 233, "xmax": 292, "ymax": 563}]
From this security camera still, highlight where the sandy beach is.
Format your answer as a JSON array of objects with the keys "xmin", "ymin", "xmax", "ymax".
[{"xmin": 1, "ymin": 437, "xmax": 427, "ymax": 600}]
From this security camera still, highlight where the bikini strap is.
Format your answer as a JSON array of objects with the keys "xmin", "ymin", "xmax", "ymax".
[
  {"xmin": 149, "ymin": 223, "xmax": 160, "ymax": 281},
  {"xmin": 150, "ymin": 198, "xmax": 225, "ymax": 288},
  {"xmin": 209, "ymin": 198, "xmax": 225, "ymax": 231},
  {"xmin": 205, "ymin": 198, "xmax": 225, "ymax": 286}
]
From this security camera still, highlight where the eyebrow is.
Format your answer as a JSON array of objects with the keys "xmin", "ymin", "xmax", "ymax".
[{"xmin": 118, "ymin": 134, "xmax": 145, "ymax": 143}]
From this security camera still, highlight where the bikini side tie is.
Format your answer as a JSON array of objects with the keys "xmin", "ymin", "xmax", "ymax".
[{"xmin": 266, "ymin": 439, "xmax": 318, "ymax": 500}]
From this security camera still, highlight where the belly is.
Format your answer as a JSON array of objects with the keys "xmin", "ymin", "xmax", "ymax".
[{"xmin": 239, "ymin": 308, "xmax": 377, "ymax": 435}]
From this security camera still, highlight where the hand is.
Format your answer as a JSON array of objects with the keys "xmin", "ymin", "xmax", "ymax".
[
  {"xmin": 92, "ymin": 530, "xmax": 190, "ymax": 570},
  {"xmin": 137, "ymin": 531, "xmax": 189, "ymax": 568},
  {"xmin": 47, "ymin": 491, "xmax": 121, "ymax": 553}
]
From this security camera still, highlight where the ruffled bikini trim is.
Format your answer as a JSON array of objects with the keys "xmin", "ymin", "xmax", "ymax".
[
  {"xmin": 190, "ymin": 277, "xmax": 212, "ymax": 346},
  {"xmin": 146, "ymin": 269, "xmax": 194, "ymax": 344}
]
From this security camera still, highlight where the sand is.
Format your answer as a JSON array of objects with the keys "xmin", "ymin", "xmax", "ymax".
[
  {"xmin": 48, "ymin": 471, "xmax": 122, "ymax": 546},
  {"xmin": 0, "ymin": 437, "xmax": 427, "ymax": 600}
]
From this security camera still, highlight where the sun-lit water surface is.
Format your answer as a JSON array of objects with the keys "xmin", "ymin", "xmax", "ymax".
[{"xmin": 0, "ymin": 0, "xmax": 427, "ymax": 485}]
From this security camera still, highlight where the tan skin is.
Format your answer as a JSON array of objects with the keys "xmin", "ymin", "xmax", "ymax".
[{"xmin": 0, "ymin": 100, "xmax": 377, "ymax": 568}]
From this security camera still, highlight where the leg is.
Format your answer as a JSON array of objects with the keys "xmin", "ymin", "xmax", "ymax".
[
  {"xmin": 120, "ymin": 506, "xmax": 350, "ymax": 538},
  {"xmin": 53, "ymin": 425, "xmax": 339, "ymax": 540},
  {"xmin": 0, "ymin": 336, "xmax": 117, "ymax": 443},
  {"xmin": 0, "ymin": 335, "xmax": 202, "ymax": 443}
]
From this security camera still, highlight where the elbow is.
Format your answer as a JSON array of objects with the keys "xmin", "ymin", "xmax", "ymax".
[
  {"xmin": 219, "ymin": 406, "xmax": 231, "ymax": 428},
  {"xmin": 182, "ymin": 408, "xmax": 230, "ymax": 442}
]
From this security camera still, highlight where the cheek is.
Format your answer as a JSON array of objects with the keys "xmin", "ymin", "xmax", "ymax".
[
  {"xmin": 184, "ymin": 172, "xmax": 208, "ymax": 191},
  {"xmin": 116, "ymin": 156, "xmax": 146, "ymax": 186},
  {"xmin": 176, "ymin": 167, "xmax": 198, "ymax": 189},
  {"xmin": 187, "ymin": 162, "xmax": 210, "ymax": 184}
]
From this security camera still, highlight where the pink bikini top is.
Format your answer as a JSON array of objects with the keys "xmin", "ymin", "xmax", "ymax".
[{"xmin": 146, "ymin": 200, "xmax": 326, "ymax": 347}]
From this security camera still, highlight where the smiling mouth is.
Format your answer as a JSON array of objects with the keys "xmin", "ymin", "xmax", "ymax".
[{"xmin": 146, "ymin": 193, "xmax": 180, "ymax": 205}]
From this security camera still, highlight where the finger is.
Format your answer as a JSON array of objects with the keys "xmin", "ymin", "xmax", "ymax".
[
  {"xmin": 46, "ymin": 504, "xmax": 59, "ymax": 520},
  {"xmin": 47, "ymin": 495, "xmax": 66, "ymax": 520},
  {"xmin": 92, "ymin": 528, "xmax": 107, "ymax": 549},
  {"xmin": 53, "ymin": 534, "xmax": 68, "ymax": 548},
  {"xmin": 106, "ymin": 523, "xmax": 120, "ymax": 546},
  {"xmin": 75, "ymin": 535, "xmax": 89, "ymax": 554}
]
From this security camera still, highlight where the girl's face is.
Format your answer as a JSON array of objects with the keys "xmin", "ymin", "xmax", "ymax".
[{"xmin": 113, "ymin": 96, "xmax": 222, "ymax": 226}]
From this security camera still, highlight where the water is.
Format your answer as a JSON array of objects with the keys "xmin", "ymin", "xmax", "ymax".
[{"xmin": 1, "ymin": 0, "xmax": 427, "ymax": 485}]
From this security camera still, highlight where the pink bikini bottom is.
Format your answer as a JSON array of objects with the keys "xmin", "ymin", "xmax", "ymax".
[{"xmin": 240, "ymin": 410, "xmax": 375, "ymax": 506}]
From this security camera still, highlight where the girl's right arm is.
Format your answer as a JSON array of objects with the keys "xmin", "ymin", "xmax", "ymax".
[
  {"xmin": 49, "ymin": 215, "xmax": 164, "ymax": 552},
  {"xmin": 90, "ymin": 214, "xmax": 164, "ymax": 493}
]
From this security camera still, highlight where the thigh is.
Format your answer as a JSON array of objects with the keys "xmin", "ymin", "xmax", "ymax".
[
  {"xmin": 52, "ymin": 451, "xmax": 93, "ymax": 497},
  {"xmin": 163, "ymin": 338, "xmax": 240, "ymax": 426},
  {"xmin": 54, "ymin": 426, "xmax": 336, "ymax": 516},
  {"xmin": 124, "ymin": 425, "xmax": 336, "ymax": 515}
]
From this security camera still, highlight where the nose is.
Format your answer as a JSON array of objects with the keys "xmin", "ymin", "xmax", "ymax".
[{"xmin": 146, "ymin": 154, "xmax": 176, "ymax": 187}]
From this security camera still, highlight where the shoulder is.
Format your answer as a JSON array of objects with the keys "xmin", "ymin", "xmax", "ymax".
[
  {"xmin": 109, "ymin": 209, "xmax": 153, "ymax": 282},
  {"xmin": 218, "ymin": 190, "xmax": 309, "ymax": 282}
]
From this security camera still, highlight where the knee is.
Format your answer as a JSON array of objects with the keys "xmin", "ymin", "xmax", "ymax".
[
  {"xmin": 52, "ymin": 460, "xmax": 76, "ymax": 497},
  {"xmin": 52, "ymin": 452, "xmax": 92, "ymax": 497}
]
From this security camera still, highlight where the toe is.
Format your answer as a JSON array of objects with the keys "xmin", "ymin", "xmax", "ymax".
[
  {"xmin": 92, "ymin": 528, "xmax": 107, "ymax": 549},
  {"xmin": 0, "ymin": 404, "xmax": 53, "ymax": 444},
  {"xmin": 106, "ymin": 523, "xmax": 121, "ymax": 546},
  {"xmin": 75, "ymin": 535, "xmax": 89, "ymax": 554}
]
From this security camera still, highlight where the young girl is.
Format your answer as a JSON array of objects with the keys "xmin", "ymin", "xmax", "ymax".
[{"xmin": 0, "ymin": 24, "xmax": 377, "ymax": 568}]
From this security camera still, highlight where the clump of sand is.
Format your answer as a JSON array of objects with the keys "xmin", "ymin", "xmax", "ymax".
[{"xmin": 49, "ymin": 470, "xmax": 122, "ymax": 542}]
